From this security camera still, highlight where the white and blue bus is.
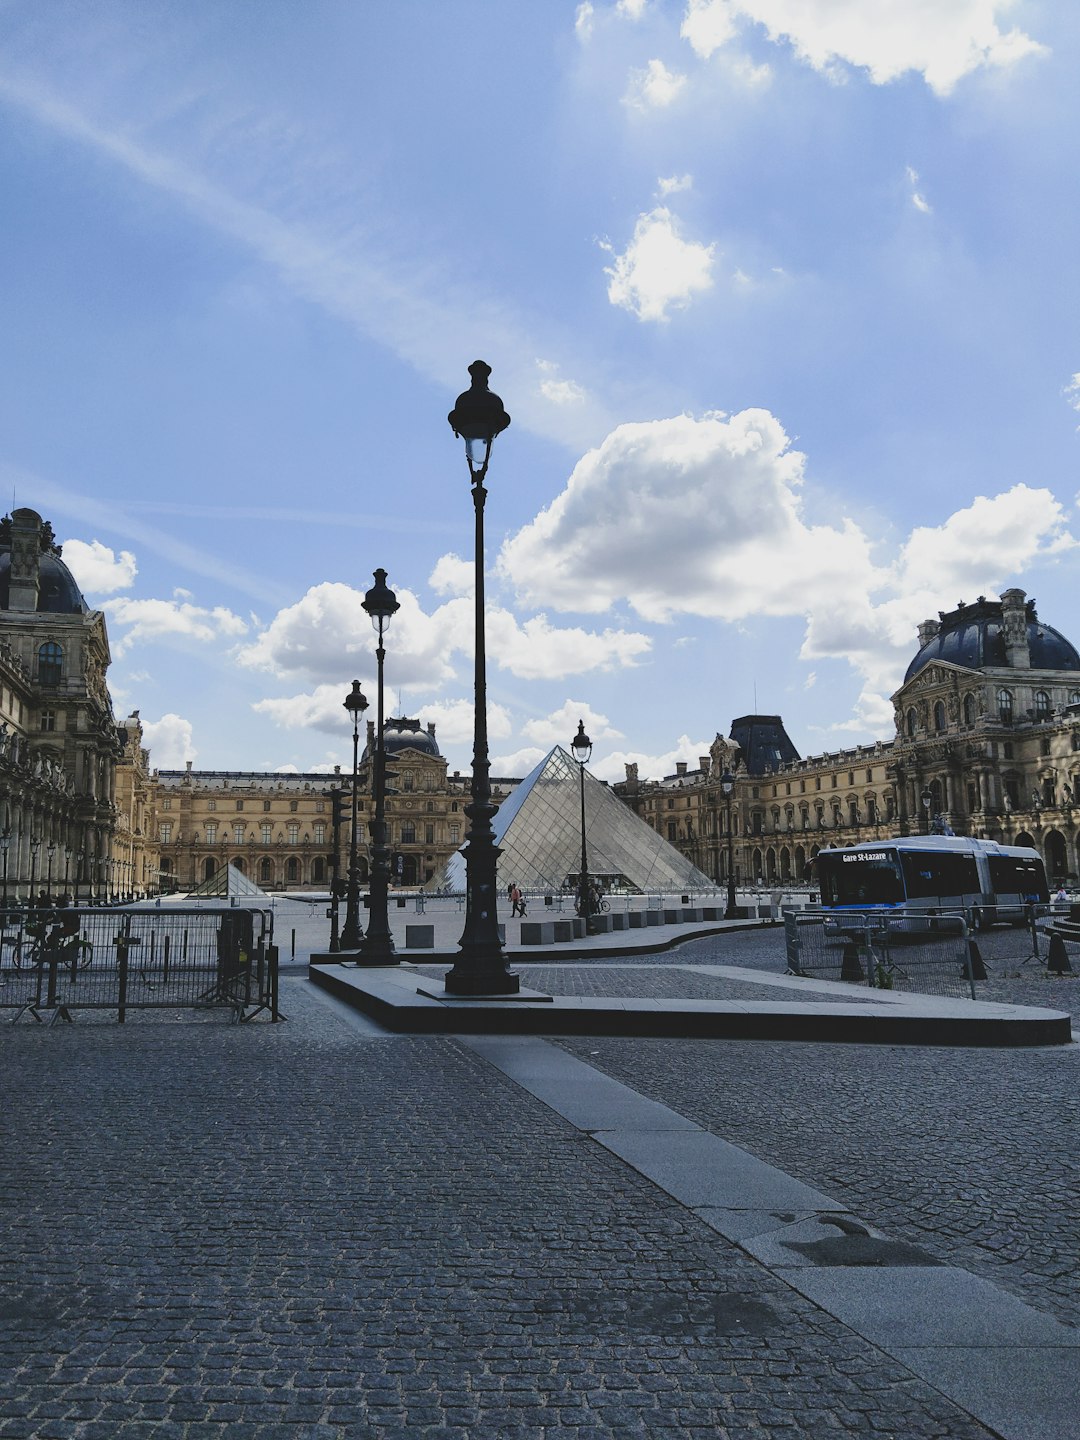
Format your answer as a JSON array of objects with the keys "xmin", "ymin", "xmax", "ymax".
[{"xmin": 814, "ymin": 836, "xmax": 1048, "ymax": 931}]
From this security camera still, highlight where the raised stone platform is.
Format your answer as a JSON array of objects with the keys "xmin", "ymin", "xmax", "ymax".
[{"xmin": 308, "ymin": 962, "xmax": 1071, "ymax": 1046}]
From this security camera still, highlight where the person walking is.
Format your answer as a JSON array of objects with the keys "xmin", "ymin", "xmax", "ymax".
[{"xmin": 510, "ymin": 883, "xmax": 526, "ymax": 918}]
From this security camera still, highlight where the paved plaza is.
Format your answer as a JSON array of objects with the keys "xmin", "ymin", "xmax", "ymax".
[{"xmin": 2, "ymin": 915, "xmax": 1078, "ymax": 1438}]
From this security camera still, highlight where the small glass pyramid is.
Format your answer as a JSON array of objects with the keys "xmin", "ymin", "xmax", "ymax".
[
  {"xmin": 188, "ymin": 862, "xmax": 270, "ymax": 900},
  {"xmin": 443, "ymin": 745, "xmax": 712, "ymax": 893}
]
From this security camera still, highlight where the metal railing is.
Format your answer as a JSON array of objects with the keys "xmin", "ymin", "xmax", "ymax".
[
  {"xmin": 0, "ymin": 906, "xmax": 282, "ymax": 1025},
  {"xmin": 785, "ymin": 910, "xmax": 979, "ymax": 1000}
]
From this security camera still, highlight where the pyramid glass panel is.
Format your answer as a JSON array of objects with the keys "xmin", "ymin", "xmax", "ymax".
[
  {"xmin": 443, "ymin": 746, "xmax": 712, "ymax": 893},
  {"xmin": 189, "ymin": 862, "xmax": 270, "ymax": 900}
]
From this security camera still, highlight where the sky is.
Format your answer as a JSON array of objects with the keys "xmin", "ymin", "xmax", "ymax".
[{"xmin": 1, "ymin": 0, "xmax": 1078, "ymax": 785}]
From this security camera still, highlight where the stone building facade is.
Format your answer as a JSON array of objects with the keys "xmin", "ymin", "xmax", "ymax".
[
  {"xmin": 153, "ymin": 716, "xmax": 520, "ymax": 893},
  {"xmin": 616, "ymin": 590, "xmax": 1080, "ymax": 887},
  {"xmin": 0, "ymin": 508, "xmax": 129, "ymax": 902},
  {"xmin": 113, "ymin": 711, "xmax": 159, "ymax": 898}
]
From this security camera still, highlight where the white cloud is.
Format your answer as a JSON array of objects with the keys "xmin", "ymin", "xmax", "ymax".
[
  {"xmin": 142, "ymin": 712, "xmax": 196, "ymax": 769},
  {"xmin": 101, "ymin": 596, "xmax": 247, "ymax": 657},
  {"xmin": 624, "ymin": 59, "xmax": 688, "ymax": 111},
  {"xmin": 520, "ymin": 700, "xmax": 624, "ymax": 749},
  {"xmin": 500, "ymin": 410, "xmax": 1077, "ymax": 729},
  {"xmin": 604, "ymin": 207, "xmax": 716, "ymax": 321},
  {"xmin": 1064, "ymin": 373, "xmax": 1080, "ymax": 423},
  {"xmin": 905, "ymin": 164, "xmax": 932, "ymax": 213},
  {"xmin": 60, "ymin": 538, "xmax": 137, "ymax": 595},
  {"xmin": 658, "ymin": 173, "xmax": 694, "ymax": 196},
  {"xmin": 537, "ymin": 359, "xmax": 588, "ymax": 406},
  {"xmin": 618, "ymin": 0, "xmax": 649, "ymax": 16},
  {"xmin": 575, "ymin": 2, "xmax": 595, "ymax": 41},
  {"xmin": 418, "ymin": 698, "xmax": 513, "ymax": 750},
  {"xmin": 592, "ymin": 734, "xmax": 713, "ymax": 785},
  {"xmin": 237, "ymin": 580, "xmax": 652, "ymax": 690},
  {"xmin": 491, "ymin": 745, "xmax": 548, "ymax": 776},
  {"xmin": 428, "ymin": 554, "xmax": 474, "ymax": 598},
  {"xmin": 680, "ymin": 0, "xmax": 1047, "ymax": 96}
]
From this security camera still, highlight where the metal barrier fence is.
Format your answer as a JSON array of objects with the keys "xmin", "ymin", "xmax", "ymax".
[
  {"xmin": 0, "ymin": 907, "xmax": 281, "ymax": 1025},
  {"xmin": 785, "ymin": 911, "xmax": 978, "ymax": 1001}
]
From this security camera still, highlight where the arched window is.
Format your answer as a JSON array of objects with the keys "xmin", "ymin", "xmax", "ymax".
[
  {"xmin": 38, "ymin": 642, "xmax": 63, "ymax": 685},
  {"xmin": 906, "ymin": 708, "xmax": 917, "ymax": 737},
  {"xmin": 312, "ymin": 857, "xmax": 325, "ymax": 883},
  {"xmin": 259, "ymin": 858, "xmax": 272, "ymax": 884},
  {"xmin": 997, "ymin": 688, "xmax": 1013, "ymax": 723},
  {"xmin": 933, "ymin": 701, "xmax": 946, "ymax": 732},
  {"xmin": 286, "ymin": 857, "xmax": 299, "ymax": 882},
  {"xmin": 1034, "ymin": 690, "xmax": 1051, "ymax": 719},
  {"xmin": 963, "ymin": 693, "xmax": 976, "ymax": 726},
  {"xmin": 1070, "ymin": 690, "xmax": 1080, "ymax": 706}
]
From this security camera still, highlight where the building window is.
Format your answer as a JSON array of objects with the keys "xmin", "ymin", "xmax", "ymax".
[
  {"xmin": 314, "ymin": 823, "xmax": 325, "ymax": 844},
  {"xmin": 40, "ymin": 709, "xmax": 56, "ymax": 732},
  {"xmin": 234, "ymin": 824, "xmax": 245, "ymax": 844},
  {"xmin": 316, "ymin": 801, "xmax": 325, "ymax": 812},
  {"xmin": 259, "ymin": 858, "xmax": 272, "ymax": 883},
  {"xmin": 450, "ymin": 824, "xmax": 460, "ymax": 844},
  {"xmin": 162, "ymin": 798, "xmax": 172, "ymax": 811},
  {"xmin": 236, "ymin": 800, "xmax": 244, "ymax": 812},
  {"xmin": 963, "ymin": 693, "xmax": 976, "ymax": 726},
  {"xmin": 287, "ymin": 823, "xmax": 299, "ymax": 844},
  {"xmin": 261, "ymin": 823, "xmax": 273, "ymax": 845},
  {"xmin": 1070, "ymin": 690, "xmax": 1080, "ymax": 706},
  {"xmin": 1040, "ymin": 737, "xmax": 1051, "ymax": 757},
  {"xmin": 997, "ymin": 689, "xmax": 1013, "ymax": 723},
  {"xmin": 401, "ymin": 822, "xmax": 416, "ymax": 844},
  {"xmin": 37, "ymin": 642, "xmax": 63, "ymax": 685},
  {"xmin": 263, "ymin": 800, "xmax": 271, "ymax": 812},
  {"xmin": 1034, "ymin": 690, "xmax": 1051, "ymax": 719},
  {"xmin": 404, "ymin": 772, "xmax": 414, "ymax": 793},
  {"xmin": 933, "ymin": 701, "xmax": 946, "ymax": 732},
  {"xmin": 906, "ymin": 708, "xmax": 917, "ymax": 737},
  {"xmin": 290, "ymin": 800, "xmax": 299, "ymax": 812},
  {"xmin": 159, "ymin": 822, "xmax": 172, "ymax": 844},
  {"xmin": 286, "ymin": 857, "xmax": 299, "ymax": 882},
  {"xmin": 425, "ymin": 824, "xmax": 434, "ymax": 844},
  {"xmin": 667, "ymin": 821, "xmax": 677, "ymax": 841},
  {"xmin": 205, "ymin": 823, "xmax": 217, "ymax": 844},
  {"xmin": 208, "ymin": 799, "xmax": 217, "ymax": 811}
]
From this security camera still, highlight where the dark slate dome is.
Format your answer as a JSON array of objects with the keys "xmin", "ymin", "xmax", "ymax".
[
  {"xmin": 904, "ymin": 595, "xmax": 1080, "ymax": 682},
  {"xmin": 0, "ymin": 549, "xmax": 88, "ymax": 614},
  {"xmin": 363, "ymin": 717, "xmax": 442, "ymax": 762}
]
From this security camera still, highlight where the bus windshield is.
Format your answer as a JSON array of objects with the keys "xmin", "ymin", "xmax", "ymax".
[{"xmin": 817, "ymin": 850, "xmax": 904, "ymax": 907}]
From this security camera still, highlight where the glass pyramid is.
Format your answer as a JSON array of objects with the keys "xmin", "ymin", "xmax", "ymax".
[
  {"xmin": 443, "ymin": 746, "xmax": 712, "ymax": 894},
  {"xmin": 188, "ymin": 862, "xmax": 270, "ymax": 900}
]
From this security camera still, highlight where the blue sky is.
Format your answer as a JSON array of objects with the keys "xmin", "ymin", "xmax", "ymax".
[{"xmin": 1, "ymin": 0, "xmax": 1078, "ymax": 783}]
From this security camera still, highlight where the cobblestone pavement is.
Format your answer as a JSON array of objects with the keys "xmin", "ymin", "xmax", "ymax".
[
  {"xmin": 559, "ymin": 928, "xmax": 1080, "ymax": 1330},
  {"xmin": 0, "ymin": 979, "xmax": 1001, "ymax": 1439}
]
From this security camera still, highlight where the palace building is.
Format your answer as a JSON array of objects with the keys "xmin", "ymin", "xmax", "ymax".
[{"xmin": 616, "ymin": 589, "xmax": 1080, "ymax": 887}]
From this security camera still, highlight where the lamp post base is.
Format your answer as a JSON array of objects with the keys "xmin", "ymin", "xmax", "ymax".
[{"xmin": 443, "ymin": 962, "xmax": 520, "ymax": 996}]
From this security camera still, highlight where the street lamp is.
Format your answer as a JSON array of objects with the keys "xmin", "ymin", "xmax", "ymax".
[
  {"xmin": 0, "ymin": 826, "xmax": 10, "ymax": 912},
  {"xmin": 359, "ymin": 568, "xmax": 400, "ymax": 966},
  {"xmin": 444, "ymin": 360, "xmax": 519, "ymax": 996},
  {"xmin": 571, "ymin": 720, "xmax": 595, "ymax": 935},
  {"xmin": 339, "ymin": 679, "xmax": 370, "ymax": 952},
  {"xmin": 721, "ymin": 768, "xmax": 738, "ymax": 919},
  {"xmin": 46, "ymin": 840, "xmax": 56, "ymax": 902},
  {"xmin": 29, "ymin": 835, "xmax": 41, "ymax": 902},
  {"xmin": 921, "ymin": 784, "xmax": 934, "ymax": 836}
]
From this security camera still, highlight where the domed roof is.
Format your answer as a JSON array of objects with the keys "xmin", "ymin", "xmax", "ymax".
[
  {"xmin": 362, "ymin": 717, "xmax": 442, "ymax": 762},
  {"xmin": 0, "ymin": 549, "xmax": 88, "ymax": 614},
  {"xmin": 904, "ymin": 595, "xmax": 1080, "ymax": 683}
]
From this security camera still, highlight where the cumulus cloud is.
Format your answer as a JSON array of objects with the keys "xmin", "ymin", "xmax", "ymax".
[
  {"xmin": 520, "ymin": 700, "xmax": 624, "ymax": 749},
  {"xmin": 417, "ymin": 698, "xmax": 513, "ymax": 749},
  {"xmin": 658, "ymin": 173, "xmax": 694, "ymax": 196},
  {"xmin": 61, "ymin": 538, "xmax": 137, "ymax": 595},
  {"xmin": 575, "ymin": 2, "xmax": 595, "ymax": 40},
  {"xmin": 428, "ymin": 554, "xmax": 474, "ymax": 598},
  {"xmin": 624, "ymin": 59, "xmax": 688, "ymax": 111},
  {"xmin": 591, "ymin": 734, "xmax": 714, "ymax": 786},
  {"xmin": 680, "ymin": 0, "xmax": 1047, "ymax": 96},
  {"xmin": 1064, "ymin": 373, "xmax": 1080, "ymax": 424},
  {"xmin": 101, "ymin": 596, "xmax": 247, "ymax": 657},
  {"xmin": 237, "ymin": 581, "xmax": 652, "ymax": 691},
  {"xmin": 500, "ymin": 409, "xmax": 1076, "ymax": 728},
  {"xmin": 536, "ymin": 359, "xmax": 588, "ymax": 406},
  {"xmin": 142, "ymin": 712, "xmax": 196, "ymax": 768},
  {"xmin": 603, "ymin": 207, "xmax": 716, "ymax": 321},
  {"xmin": 617, "ymin": 0, "xmax": 649, "ymax": 17}
]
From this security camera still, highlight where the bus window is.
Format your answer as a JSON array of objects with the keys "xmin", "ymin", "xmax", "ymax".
[
  {"xmin": 987, "ymin": 855, "xmax": 1049, "ymax": 903},
  {"xmin": 817, "ymin": 851, "xmax": 904, "ymax": 907},
  {"xmin": 901, "ymin": 851, "xmax": 979, "ymax": 899}
]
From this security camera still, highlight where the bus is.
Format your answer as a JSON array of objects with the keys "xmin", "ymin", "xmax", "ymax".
[{"xmin": 814, "ymin": 837, "xmax": 1048, "ymax": 932}]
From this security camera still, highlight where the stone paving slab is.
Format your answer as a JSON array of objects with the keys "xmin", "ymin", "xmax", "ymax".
[{"xmin": 891, "ymin": 1349, "xmax": 1080, "ymax": 1440}]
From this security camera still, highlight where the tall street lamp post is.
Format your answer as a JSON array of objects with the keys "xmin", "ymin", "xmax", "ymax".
[
  {"xmin": 444, "ymin": 361, "xmax": 519, "ymax": 996},
  {"xmin": 359, "ymin": 568, "xmax": 400, "ymax": 966},
  {"xmin": 921, "ymin": 784, "xmax": 933, "ymax": 836},
  {"xmin": 0, "ymin": 826, "xmax": 10, "ymax": 912},
  {"xmin": 721, "ymin": 768, "xmax": 738, "ymax": 919},
  {"xmin": 29, "ymin": 836, "xmax": 41, "ymax": 903},
  {"xmin": 571, "ymin": 720, "xmax": 595, "ymax": 935},
  {"xmin": 339, "ymin": 679, "xmax": 370, "ymax": 953},
  {"xmin": 46, "ymin": 841, "xmax": 56, "ymax": 902}
]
